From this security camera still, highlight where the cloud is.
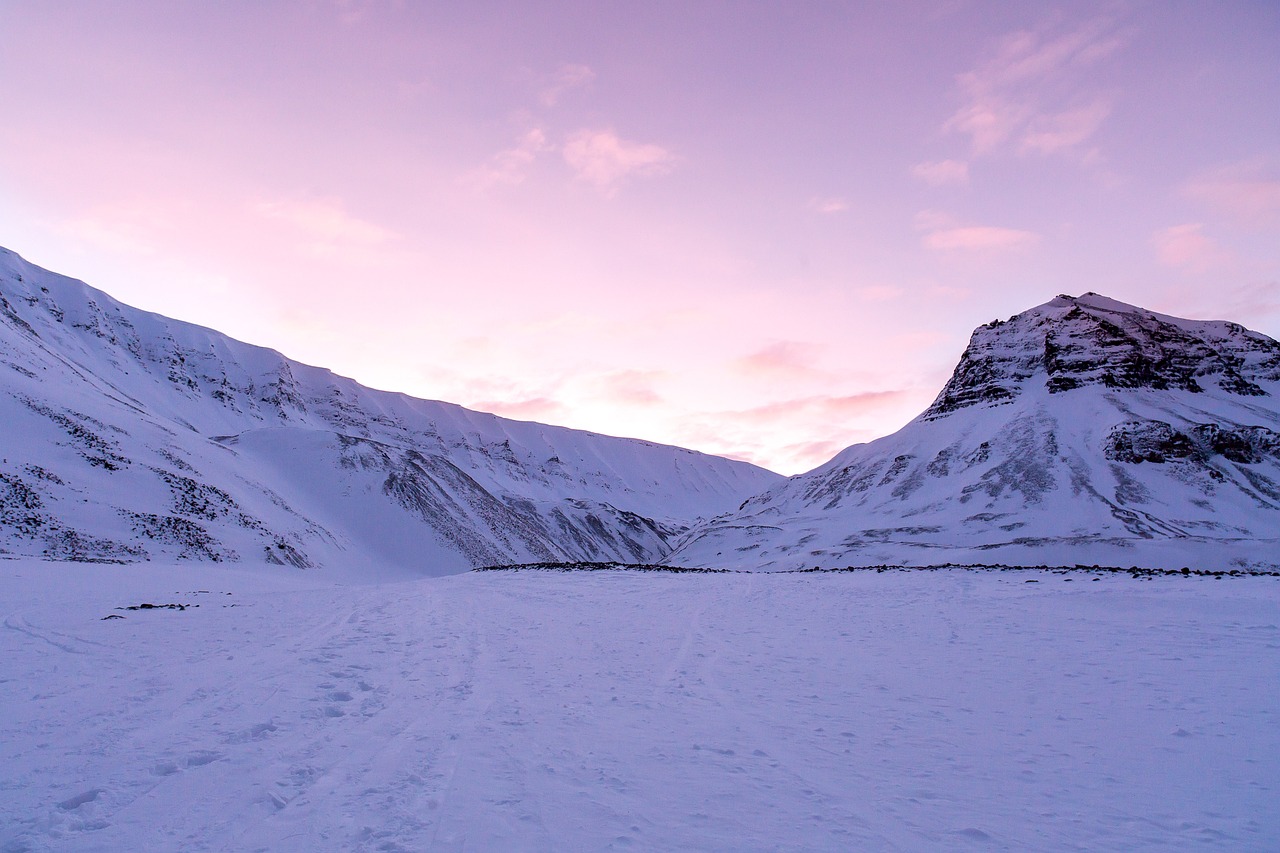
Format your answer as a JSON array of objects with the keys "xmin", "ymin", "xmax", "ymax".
[
  {"xmin": 460, "ymin": 129, "xmax": 551, "ymax": 190},
  {"xmin": 1020, "ymin": 100, "xmax": 1110, "ymax": 155},
  {"xmin": 913, "ymin": 208, "xmax": 957, "ymax": 231},
  {"xmin": 469, "ymin": 396, "xmax": 569, "ymax": 423},
  {"xmin": 1186, "ymin": 161, "xmax": 1280, "ymax": 227},
  {"xmin": 1152, "ymin": 224, "xmax": 1232, "ymax": 273},
  {"xmin": 734, "ymin": 341, "xmax": 825, "ymax": 378},
  {"xmin": 730, "ymin": 390, "xmax": 908, "ymax": 424},
  {"xmin": 923, "ymin": 224, "xmax": 1040, "ymax": 252},
  {"xmin": 61, "ymin": 199, "xmax": 186, "ymax": 257},
  {"xmin": 911, "ymin": 159, "xmax": 970, "ymax": 187},
  {"xmin": 252, "ymin": 198, "xmax": 398, "ymax": 254},
  {"xmin": 857, "ymin": 284, "xmax": 904, "ymax": 302},
  {"xmin": 562, "ymin": 129, "xmax": 676, "ymax": 195},
  {"xmin": 945, "ymin": 19, "xmax": 1122, "ymax": 157},
  {"xmin": 1214, "ymin": 280, "xmax": 1280, "ymax": 320},
  {"xmin": 808, "ymin": 197, "xmax": 849, "ymax": 214},
  {"xmin": 539, "ymin": 63, "xmax": 595, "ymax": 106},
  {"xmin": 592, "ymin": 370, "xmax": 666, "ymax": 405},
  {"xmin": 915, "ymin": 209, "xmax": 1038, "ymax": 253}
]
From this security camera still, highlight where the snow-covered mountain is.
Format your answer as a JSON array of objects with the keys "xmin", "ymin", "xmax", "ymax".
[
  {"xmin": 670, "ymin": 293, "xmax": 1280, "ymax": 570},
  {"xmin": 0, "ymin": 247, "xmax": 781, "ymax": 575}
]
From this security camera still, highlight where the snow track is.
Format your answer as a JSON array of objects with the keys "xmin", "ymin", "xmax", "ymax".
[{"xmin": 1, "ymin": 560, "xmax": 1277, "ymax": 851}]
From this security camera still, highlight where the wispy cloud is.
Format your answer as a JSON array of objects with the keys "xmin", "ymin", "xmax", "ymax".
[
  {"xmin": 734, "ymin": 341, "xmax": 825, "ymax": 379},
  {"xmin": 562, "ymin": 129, "xmax": 676, "ymax": 195},
  {"xmin": 253, "ymin": 198, "xmax": 398, "ymax": 253},
  {"xmin": 946, "ymin": 18, "xmax": 1122, "ymax": 158},
  {"xmin": 1152, "ymin": 224, "xmax": 1232, "ymax": 273},
  {"xmin": 911, "ymin": 159, "xmax": 969, "ymax": 187},
  {"xmin": 1186, "ymin": 160, "xmax": 1280, "ymax": 227},
  {"xmin": 925, "ymin": 225, "xmax": 1039, "ymax": 252},
  {"xmin": 539, "ymin": 63, "xmax": 595, "ymax": 107},
  {"xmin": 591, "ymin": 369, "xmax": 666, "ymax": 405},
  {"xmin": 1020, "ymin": 100, "xmax": 1110, "ymax": 155},
  {"xmin": 470, "ymin": 396, "xmax": 569, "ymax": 423},
  {"xmin": 730, "ymin": 390, "xmax": 908, "ymax": 424},
  {"xmin": 915, "ymin": 209, "xmax": 1039, "ymax": 253},
  {"xmin": 61, "ymin": 199, "xmax": 185, "ymax": 256},
  {"xmin": 808, "ymin": 197, "xmax": 849, "ymax": 214},
  {"xmin": 857, "ymin": 284, "xmax": 905, "ymax": 302},
  {"xmin": 460, "ymin": 129, "xmax": 550, "ymax": 190}
]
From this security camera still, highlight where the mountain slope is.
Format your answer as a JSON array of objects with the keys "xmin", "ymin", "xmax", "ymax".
[
  {"xmin": 0, "ymin": 247, "xmax": 781, "ymax": 574},
  {"xmin": 670, "ymin": 293, "xmax": 1280, "ymax": 570}
]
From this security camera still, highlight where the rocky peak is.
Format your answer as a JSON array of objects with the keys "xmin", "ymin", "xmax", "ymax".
[{"xmin": 924, "ymin": 293, "xmax": 1280, "ymax": 419}]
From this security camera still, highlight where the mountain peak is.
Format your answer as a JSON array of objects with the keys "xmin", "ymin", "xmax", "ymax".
[{"xmin": 924, "ymin": 292, "xmax": 1280, "ymax": 419}]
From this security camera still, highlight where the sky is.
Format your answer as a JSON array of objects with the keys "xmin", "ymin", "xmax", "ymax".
[{"xmin": 1, "ymin": 1, "xmax": 1278, "ymax": 474}]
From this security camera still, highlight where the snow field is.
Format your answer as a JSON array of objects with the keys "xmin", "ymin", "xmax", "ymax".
[{"xmin": 1, "ymin": 561, "xmax": 1277, "ymax": 851}]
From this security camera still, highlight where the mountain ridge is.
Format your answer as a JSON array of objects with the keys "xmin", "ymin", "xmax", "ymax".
[
  {"xmin": 0, "ymin": 246, "xmax": 781, "ymax": 575},
  {"xmin": 669, "ymin": 293, "xmax": 1280, "ymax": 571}
]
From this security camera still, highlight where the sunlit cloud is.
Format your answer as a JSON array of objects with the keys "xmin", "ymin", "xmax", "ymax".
[
  {"xmin": 460, "ymin": 129, "xmax": 551, "ymax": 190},
  {"xmin": 539, "ymin": 63, "xmax": 595, "ymax": 106},
  {"xmin": 562, "ymin": 129, "xmax": 676, "ymax": 195},
  {"xmin": 1020, "ymin": 100, "xmax": 1110, "ymax": 155},
  {"xmin": 857, "ymin": 285, "xmax": 905, "ymax": 302},
  {"xmin": 330, "ymin": 0, "xmax": 382, "ymax": 26},
  {"xmin": 253, "ymin": 198, "xmax": 397, "ymax": 247},
  {"xmin": 591, "ymin": 369, "xmax": 666, "ymax": 405},
  {"xmin": 924, "ymin": 225, "xmax": 1040, "ymax": 252},
  {"xmin": 1152, "ymin": 224, "xmax": 1232, "ymax": 273},
  {"xmin": 730, "ymin": 390, "xmax": 908, "ymax": 424},
  {"xmin": 946, "ymin": 19, "xmax": 1122, "ymax": 158},
  {"xmin": 1187, "ymin": 161, "xmax": 1280, "ymax": 227},
  {"xmin": 60, "ymin": 199, "xmax": 185, "ymax": 257},
  {"xmin": 252, "ymin": 198, "xmax": 396, "ymax": 261},
  {"xmin": 808, "ymin": 197, "xmax": 849, "ymax": 214},
  {"xmin": 911, "ymin": 159, "xmax": 969, "ymax": 186},
  {"xmin": 470, "ymin": 396, "xmax": 569, "ymax": 423},
  {"xmin": 734, "ymin": 341, "xmax": 825, "ymax": 378},
  {"xmin": 914, "ymin": 210, "xmax": 1038, "ymax": 252}
]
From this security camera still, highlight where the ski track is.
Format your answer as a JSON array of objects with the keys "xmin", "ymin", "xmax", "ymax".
[{"xmin": 1, "ymin": 562, "xmax": 1278, "ymax": 852}]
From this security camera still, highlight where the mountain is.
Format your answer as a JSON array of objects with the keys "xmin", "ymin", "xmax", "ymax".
[
  {"xmin": 669, "ymin": 293, "xmax": 1280, "ymax": 571},
  {"xmin": 0, "ymin": 247, "xmax": 781, "ymax": 575}
]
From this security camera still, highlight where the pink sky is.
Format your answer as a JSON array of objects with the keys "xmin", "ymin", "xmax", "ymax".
[{"xmin": 2, "ymin": 1, "xmax": 1278, "ymax": 473}]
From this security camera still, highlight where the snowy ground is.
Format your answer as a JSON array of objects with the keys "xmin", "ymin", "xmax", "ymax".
[{"xmin": 2, "ymin": 561, "xmax": 1277, "ymax": 852}]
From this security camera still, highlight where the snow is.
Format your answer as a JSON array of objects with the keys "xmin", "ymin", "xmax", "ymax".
[
  {"xmin": 673, "ymin": 294, "xmax": 1280, "ymax": 571},
  {"xmin": 2, "ymin": 558, "xmax": 1277, "ymax": 851},
  {"xmin": 0, "ymin": 246, "xmax": 780, "ymax": 572}
]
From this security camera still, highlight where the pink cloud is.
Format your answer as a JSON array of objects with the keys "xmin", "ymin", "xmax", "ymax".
[
  {"xmin": 946, "ymin": 19, "xmax": 1121, "ymax": 157},
  {"xmin": 61, "ymin": 198, "xmax": 189, "ymax": 257},
  {"xmin": 735, "ymin": 341, "xmax": 825, "ymax": 378},
  {"xmin": 911, "ymin": 159, "xmax": 970, "ymax": 187},
  {"xmin": 924, "ymin": 225, "xmax": 1040, "ymax": 252},
  {"xmin": 592, "ymin": 370, "xmax": 666, "ymax": 405},
  {"xmin": 1187, "ymin": 162, "xmax": 1280, "ymax": 226},
  {"xmin": 1152, "ymin": 223, "xmax": 1232, "ymax": 273},
  {"xmin": 562, "ymin": 129, "xmax": 676, "ymax": 195},
  {"xmin": 539, "ymin": 63, "xmax": 595, "ymax": 107},
  {"xmin": 461, "ymin": 129, "xmax": 550, "ymax": 190},
  {"xmin": 470, "ymin": 396, "xmax": 569, "ymax": 422},
  {"xmin": 1020, "ymin": 100, "xmax": 1110, "ymax": 155},
  {"xmin": 731, "ymin": 390, "xmax": 908, "ymax": 424},
  {"xmin": 857, "ymin": 284, "xmax": 904, "ymax": 302},
  {"xmin": 808, "ymin": 197, "xmax": 849, "ymax": 214},
  {"xmin": 253, "ymin": 198, "xmax": 397, "ymax": 247}
]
